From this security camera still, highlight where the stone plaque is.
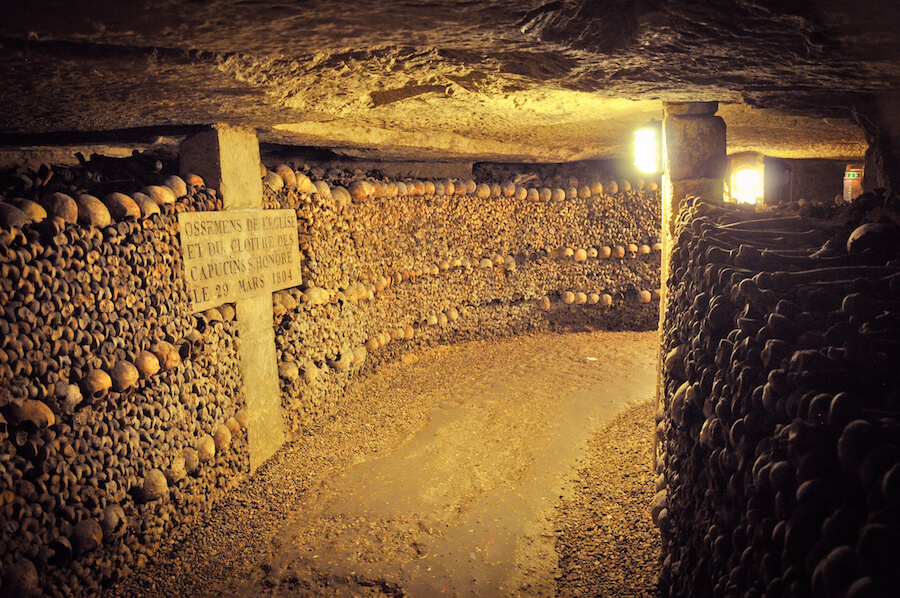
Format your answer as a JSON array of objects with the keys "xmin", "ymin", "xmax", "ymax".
[{"xmin": 178, "ymin": 209, "xmax": 301, "ymax": 312}]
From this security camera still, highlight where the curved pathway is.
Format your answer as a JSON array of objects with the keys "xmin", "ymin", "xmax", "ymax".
[{"xmin": 108, "ymin": 331, "xmax": 658, "ymax": 598}]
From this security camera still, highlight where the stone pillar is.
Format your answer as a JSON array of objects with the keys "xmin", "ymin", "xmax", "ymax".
[
  {"xmin": 179, "ymin": 124, "xmax": 285, "ymax": 473},
  {"xmin": 235, "ymin": 294, "xmax": 284, "ymax": 472},
  {"xmin": 656, "ymin": 102, "xmax": 727, "ymax": 463},
  {"xmin": 180, "ymin": 125, "xmax": 264, "ymax": 208},
  {"xmin": 661, "ymin": 101, "xmax": 727, "ymax": 237},
  {"xmin": 659, "ymin": 100, "xmax": 726, "ymax": 297}
]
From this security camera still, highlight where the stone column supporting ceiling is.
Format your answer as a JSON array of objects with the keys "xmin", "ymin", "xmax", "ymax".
[{"xmin": 1, "ymin": 0, "xmax": 898, "ymax": 162}]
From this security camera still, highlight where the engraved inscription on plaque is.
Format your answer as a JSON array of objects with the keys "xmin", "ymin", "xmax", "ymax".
[{"xmin": 178, "ymin": 209, "xmax": 302, "ymax": 312}]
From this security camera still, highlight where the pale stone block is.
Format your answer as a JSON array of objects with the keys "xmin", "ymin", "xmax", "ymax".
[
  {"xmin": 237, "ymin": 294, "xmax": 285, "ymax": 473},
  {"xmin": 179, "ymin": 124, "xmax": 263, "ymax": 209},
  {"xmin": 671, "ymin": 178, "xmax": 725, "ymax": 205},
  {"xmin": 664, "ymin": 115, "xmax": 727, "ymax": 181},
  {"xmin": 664, "ymin": 101, "xmax": 719, "ymax": 116}
]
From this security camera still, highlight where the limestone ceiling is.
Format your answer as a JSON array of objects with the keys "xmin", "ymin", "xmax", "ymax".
[{"xmin": 1, "ymin": 0, "xmax": 898, "ymax": 163}]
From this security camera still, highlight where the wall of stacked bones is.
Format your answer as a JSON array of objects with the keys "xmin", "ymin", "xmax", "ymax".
[
  {"xmin": 656, "ymin": 193, "xmax": 900, "ymax": 598},
  {"xmin": 261, "ymin": 166, "xmax": 661, "ymax": 432},
  {"xmin": 0, "ymin": 155, "xmax": 660, "ymax": 597}
]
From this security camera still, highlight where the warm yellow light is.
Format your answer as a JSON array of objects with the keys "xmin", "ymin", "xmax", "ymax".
[
  {"xmin": 732, "ymin": 167, "xmax": 763, "ymax": 204},
  {"xmin": 634, "ymin": 127, "xmax": 659, "ymax": 174}
]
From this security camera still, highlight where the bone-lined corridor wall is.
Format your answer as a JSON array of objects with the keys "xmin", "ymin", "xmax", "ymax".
[
  {"xmin": 656, "ymin": 194, "xmax": 900, "ymax": 597},
  {"xmin": 0, "ymin": 173, "xmax": 247, "ymax": 598},
  {"xmin": 262, "ymin": 169, "xmax": 661, "ymax": 433},
  {"xmin": 0, "ymin": 154, "xmax": 660, "ymax": 597}
]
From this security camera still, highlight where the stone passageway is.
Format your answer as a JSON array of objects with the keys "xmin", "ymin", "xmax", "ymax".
[{"xmin": 106, "ymin": 331, "xmax": 659, "ymax": 598}]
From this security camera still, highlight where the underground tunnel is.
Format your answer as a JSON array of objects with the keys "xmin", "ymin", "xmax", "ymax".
[{"xmin": 1, "ymin": 1, "xmax": 900, "ymax": 597}]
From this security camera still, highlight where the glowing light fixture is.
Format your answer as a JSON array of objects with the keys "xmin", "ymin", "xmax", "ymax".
[
  {"xmin": 732, "ymin": 167, "xmax": 764, "ymax": 204},
  {"xmin": 728, "ymin": 152, "xmax": 765, "ymax": 205},
  {"xmin": 634, "ymin": 122, "xmax": 661, "ymax": 174}
]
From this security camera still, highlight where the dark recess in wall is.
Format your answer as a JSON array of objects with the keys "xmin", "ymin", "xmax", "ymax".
[
  {"xmin": 779, "ymin": 158, "xmax": 851, "ymax": 204},
  {"xmin": 473, "ymin": 158, "xmax": 653, "ymax": 186}
]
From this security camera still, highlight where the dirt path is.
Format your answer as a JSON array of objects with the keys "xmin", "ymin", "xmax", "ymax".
[{"xmin": 108, "ymin": 331, "xmax": 658, "ymax": 598}]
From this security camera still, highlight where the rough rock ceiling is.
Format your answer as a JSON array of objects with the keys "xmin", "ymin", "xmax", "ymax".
[{"xmin": 1, "ymin": 0, "xmax": 898, "ymax": 164}]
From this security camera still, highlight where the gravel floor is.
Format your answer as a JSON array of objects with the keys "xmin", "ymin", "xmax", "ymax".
[
  {"xmin": 105, "ymin": 331, "xmax": 661, "ymax": 598},
  {"xmin": 554, "ymin": 400, "xmax": 661, "ymax": 597}
]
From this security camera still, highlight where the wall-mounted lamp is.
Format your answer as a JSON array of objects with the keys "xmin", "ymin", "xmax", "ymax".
[
  {"xmin": 732, "ymin": 167, "xmax": 764, "ymax": 204},
  {"xmin": 727, "ymin": 152, "xmax": 765, "ymax": 205},
  {"xmin": 634, "ymin": 121, "xmax": 662, "ymax": 174}
]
